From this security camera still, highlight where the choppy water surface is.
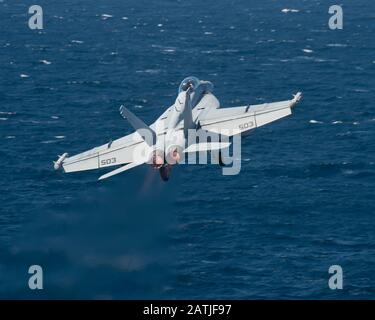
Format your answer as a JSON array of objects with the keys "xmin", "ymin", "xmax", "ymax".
[{"xmin": 0, "ymin": 0, "xmax": 374, "ymax": 299}]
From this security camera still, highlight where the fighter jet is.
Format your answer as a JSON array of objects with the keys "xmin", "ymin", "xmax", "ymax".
[{"xmin": 54, "ymin": 76, "xmax": 302, "ymax": 181}]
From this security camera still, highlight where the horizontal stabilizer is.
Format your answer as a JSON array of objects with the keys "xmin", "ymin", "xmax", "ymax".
[
  {"xmin": 98, "ymin": 161, "xmax": 144, "ymax": 181},
  {"xmin": 183, "ymin": 142, "xmax": 231, "ymax": 153}
]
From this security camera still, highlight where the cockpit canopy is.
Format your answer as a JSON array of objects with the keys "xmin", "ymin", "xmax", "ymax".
[{"xmin": 178, "ymin": 76, "xmax": 200, "ymax": 93}]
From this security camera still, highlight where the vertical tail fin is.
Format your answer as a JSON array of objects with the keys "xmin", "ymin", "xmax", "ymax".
[
  {"xmin": 119, "ymin": 105, "xmax": 156, "ymax": 146},
  {"xmin": 183, "ymin": 88, "xmax": 194, "ymax": 138}
]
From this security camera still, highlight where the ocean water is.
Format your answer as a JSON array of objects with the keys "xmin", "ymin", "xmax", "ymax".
[{"xmin": 0, "ymin": 0, "xmax": 374, "ymax": 299}]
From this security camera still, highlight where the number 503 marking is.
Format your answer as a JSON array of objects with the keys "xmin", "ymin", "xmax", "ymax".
[
  {"xmin": 239, "ymin": 121, "xmax": 253, "ymax": 130},
  {"xmin": 101, "ymin": 158, "xmax": 116, "ymax": 166}
]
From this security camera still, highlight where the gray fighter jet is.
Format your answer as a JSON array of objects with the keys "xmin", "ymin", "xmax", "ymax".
[{"xmin": 54, "ymin": 76, "xmax": 302, "ymax": 181}]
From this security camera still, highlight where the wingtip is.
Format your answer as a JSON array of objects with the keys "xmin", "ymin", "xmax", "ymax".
[
  {"xmin": 291, "ymin": 92, "xmax": 302, "ymax": 107},
  {"xmin": 53, "ymin": 152, "xmax": 69, "ymax": 170}
]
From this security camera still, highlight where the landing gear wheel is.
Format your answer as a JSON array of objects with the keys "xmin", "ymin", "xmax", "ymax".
[{"xmin": 159, "ymin": 165, "xmax": 172, "ymax": 181}]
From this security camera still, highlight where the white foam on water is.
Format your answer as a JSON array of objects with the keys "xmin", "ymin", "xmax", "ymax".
[
  {"xmin": 51, "ymin": 116, "xmax": 59, "ymax": 119},
  {"xmin": 5, "ymin": 136, "xmax": 15, "ymax": 139},
  {"xmin": 121, "ymin": 17, "xmax": 128, "ymax": 20},
  {"xmin": 309, "ymin": 120, "xmax": 323, "ymax": 124},
  {"xmin": 135, "ymin": 69, "xmax": 161, "ymax": 74},
  {"xmin": 327, "ymin": 43, "xmax": 348, "ymax": 48},
  {"xmin": 332, "ymin": 121, "xmax": 343, "ymax": 124},
  {"xmin": 101, "ymin": 14, "xmax": 113, "ymax": 20},
  {"xmin": 343, "ymin": 170, "xmax": 355, "ymax": 176},
  {"xmin": 0, "ymin": 111, "xmax": 16, "ymax": 115},
  {"xmin": 204, "ymin": 32, "xmax": 214, "ymax": 35},
  {"xmin": 282, "ymin": 8, "xmax": 299, "ymax": 13},
  {"xmin": 71, "ymin": 40, "xmax": 83, "ymax": 44},
  {"xmin": 302, "ymin": 49, "xmax": 314, "ymax": 53},
  {"xmin": 20, "ymin": 74, "xmax": 29, "ymax": 78},
  {"xmin": 54, "ymin": 135, "xmax": 65, "ymax": 139},
  {"xmin": 0, "ymin": 117, "xmax": 8, "ymax": 121},
  {"xmin": 39, "ymin": 59, "xmax": 51, "ymax": 65}
]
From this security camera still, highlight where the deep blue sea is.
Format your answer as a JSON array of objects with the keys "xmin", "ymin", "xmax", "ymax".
[{"xmin": 0, "ymin": 0, "xmax": 374, "ymax": 299}]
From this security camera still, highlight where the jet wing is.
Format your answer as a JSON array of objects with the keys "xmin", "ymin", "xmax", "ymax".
[
  {"xmin": 198, "ymin": 93, "xmax": 302, "ymax": 136},
  {"xmin": 61, "ymin": 132, "xmax": 148, "ymax": 173},
  {"xmin": 60, "ymin": 104, "xmax": 174, "ymax": 174}
]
